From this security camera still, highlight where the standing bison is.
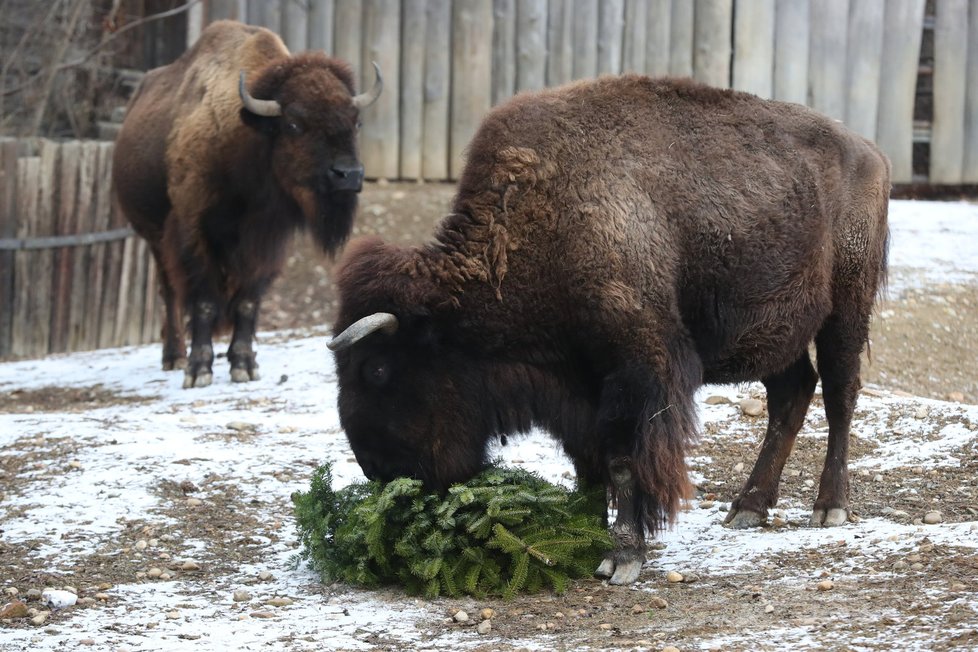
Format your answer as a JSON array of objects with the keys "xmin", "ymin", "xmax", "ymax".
[
  {"xmin": 114, "ymin": 20, "xmax": 381, "ymax": 388},
  {"xmin": 329, "ymin": 76, "xmax": 889, "ymax": 585}
]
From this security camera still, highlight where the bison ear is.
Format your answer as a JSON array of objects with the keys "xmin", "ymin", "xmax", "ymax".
[{"xmin": 239, "ymin": 108, "xmax": 278, "ymax": 135}]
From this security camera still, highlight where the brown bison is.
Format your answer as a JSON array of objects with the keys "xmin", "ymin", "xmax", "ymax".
[
  {"xmin": 114, "ymin": 20, "xmax": 381, "ymax": 388},
  {"xmin": 329, "ymin": 75, "xmax": 889, "ymax": 585}
]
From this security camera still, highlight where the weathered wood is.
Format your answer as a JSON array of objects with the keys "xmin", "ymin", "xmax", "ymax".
[
  {"xmin": 400, "ymin": 0, "xmax": 426, "ymax": 180},
  {"xmin": 963, "ymin": 0, "xmax": 978, "ymax": 183},
  {"xmin": 516, "ymin": 0, "xmax": 547, "ymax": 91},
  {"xmin": 50, "ymin": 141, "xmax": 80, "ymax": 354},
  {"xmin": 361, "ymin": 0, "xmax": 401, "ymax": 180},
  {"xmin": 33, "ymin": 141, "xmax": 59, "ymax": 357},
  {"xmin": 597, "ymin": 0, "xmax": 624, "ymax": 75},
  {"xmin": 845, "ymin": 0, "xmax": 885, "ymax": 141},
  {"xmin": 733, "ymin": 0, "xmax": 775, "ymax": 97},
  {"xmin": 622, "ymin": 0, "xmax": 647, "ymax": 73},
  {"xmin": 773, "ymin": 0, "xmax": 809, "ymax": 104},
  {"xmin": 645, "ymin": 0, "xmax": 671, "ymax": 76},
  {"xmin": 931, "ymin": 0, "xmax": 969, "ymax": 184},
  {"xmin": 333, "ymin": 0, "xmax": 363, "ymax": 74},
  {"xmin": 669, "ymin": 0, "xmax": 694, "ymax": 77},
  {"xmin": 694, "ymin": 0, "xmax": 732, "ymax": 87},
  {"xmin": 86, "ymin": 142, "xmax": 114, "ymax": 350},
  {"xmin": 450, "ymin": 0, "xmax": 494, "ymax": 178},
  {"xmin": 207, "ymin": 0, "xmax": 242, "ymax": 21},
  {"xmin": 100, "ymin": 164, "xmax": 128, "ymax": 349},
  {"xmin": 572, "ymin": 0, "xmax": 599, "ymax": 79},
  {"xmin": 247, "ymin": 0, "xmax": 281, "ymax": 32},
  {"xmin": 11, "ymin": 155, "xmax": 40, "ymax": 358},
  {"xmin": 422, "ymin": 0, "xmax": 451, "ymax": 180},
  {"xmin": 126, "ymin": 238, "xmax": 150, "ymax": 345},
  {"xmin": 546, "ymin": 0, "xmax": 574, "ymax": 85},
  {"xmin": 68, "ymin": 143, "xmax": 99, "ymax": 351},
  {"xmin": 809, "ymin": 0, "xmax": 849, "ymax": 121},
  {"xmin": 0, "ymin": 140, "xmax": 24, "ymax": 358},
  {"xmin": 141, "ymin": 252, "xmax": 160, "ymax": 345},
  {"xmin": 281, "ymin": 0, "xmax": 309, "ymax": 52},
  {"xmin": 492, "ymin": 0, "xmax": 516, "ymax": 105},
  {"xmin": 308, "ymin": 0, "xmax": 335, "ymax": 52},
  {"xmin": 187, "ymin": 0, "xmax": 204, "ymax": 45}
]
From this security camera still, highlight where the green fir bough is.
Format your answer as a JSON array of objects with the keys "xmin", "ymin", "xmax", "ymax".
[{"xmin": 293, "ymin": 463, "xmax": 612, "ymax": 598}]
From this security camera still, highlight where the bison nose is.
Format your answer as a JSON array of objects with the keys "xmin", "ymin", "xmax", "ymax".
[{"xmin": 328, "ymin": 162, "xmax": 365, "ymax": 192}]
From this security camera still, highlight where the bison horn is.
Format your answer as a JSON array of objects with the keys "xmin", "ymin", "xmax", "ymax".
[
  {"xmin": 328, "ymin": 312, "xmax": 398, "ymax": 351},
  {"xmin": 239, "ymin": 71, "xmax": 282, "ymax": 117},
  {"xmin": 351, "ymin": 62, "xmax": 383, "ymax": 110}
]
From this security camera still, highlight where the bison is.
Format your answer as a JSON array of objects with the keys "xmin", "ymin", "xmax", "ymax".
[
  {"xmin": 114, "ymin": 20, "xmax": 381, "ymax": 388},
  {"xmin": 329, "ymin": 75, "xmax": 889, "ymax": 585}
]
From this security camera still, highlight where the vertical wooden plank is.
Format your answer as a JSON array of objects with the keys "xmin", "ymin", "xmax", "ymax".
[
  {"xmin": 572, "ymin": 0, "xmax": 599, "ymax": 79},
  {"xmin": 308, "ymin": 0, "xmax": 335, "ymax": 52},
  {"xmin": 11, "ymin": 155, "xmax": 40, "ymax": 359},
  {"xmin": 694, "ymin": 0, "xmax": 733, "ymax": 87},
  {"xmin": 68, "ymin": 143, "xmax": 99, "ymax": 352},
  {"xmin": 0, "ymin": 140, "xmax": 22, "ymax": 358},
  {"xmin": 645, "ymin": 0, "xmax": 671, "ymax": 76},
  {"xmin": 622, "ymin": 0, "xmax": 647, "ymax": 73},
  {"xmin": 400, "ymin": 0, "xmax": 426, "ymax": 180},
  {"xmin": 248, "ymin": 0, "xmax": 281, "ymax": 32},
  {"xmin": 492, "ymin": 0, "xmax": 517, "ymax": 105},
  {"xmin": 187, "ymin": 0, "xmax": 204, "ymax": 45},
  {"xmin": 809, "ymin": 0, "xmax": 848, "ymax": 120},
  {"xmin": 669, "ymin": 0, "xmax": 694, "ymax": 77},
  {"xmin": 547, "ymin": 0, "xmax": 573, "ymax": 85},
  {"xmin": 963, "ymin": 0, "xmax": 978, "ymax": 182},
  {"xmin": 50, "ymin": 141, "xmax": 80, "ymax": 354},
  {"xmin": 451, "ymin": 0, "xmax": 494, "ymax": 178},
  {"xmin": 516, "ymin": 0, "xmax": 547, "ymax": 91},
  {"xmin": 845, "ymin": 0, "xmax": 885, "ymax": 141},
  {"xmin": 126, "ymin": 239, "xmax": 150, "ymax": 345},
  {"xmin": 281, "ymin": 0, "xmax": 309, "ymax": 52},
  {"xmin": 33, "ymin": 141, "xmax": 59, "ymax": 357},
  {"xmin": 361, "ymin": 0, "xmax": 401, "ymax": 180},
  {"xmin": 86, "ymin": 142, "xmax": 114, "ymax": 350},
  {"xmin": 773, "ymin": 0, "xmax": 809, "ymax": 104},
  {"xmin": 733, "ymin": 0, "xmax": 775, "ymax": 97},
  {"xmin": 597, "ymin": 0, "xmax": 624, "ymax": 75},
  {"xmin": 876, "ymin": 0, "xmax": 925, "ymax": 185},
  {"xmin": 100, "ymin": 171, "xmax": 127, "ymax": 349},
  {"xmin": 333, "ymin": 0, "xmax": 363, "ymax": 73},
  {"xmin": 141, "ymin": 254, "xmax": 160, "ymax": 345},
  {"xmin": 423, "ymin": 0, "xmax": 451, "ymax": 180},
  {"xmin": 207, "ymin": 0, "xmax": 241, "ymax": 21},
  {"xmin": 931, "ymin": 0, "xmax": 969, "ymax": 184}
]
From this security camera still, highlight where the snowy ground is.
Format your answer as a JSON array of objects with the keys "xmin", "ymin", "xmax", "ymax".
[{"xmin": 1, "ymin": 199, "xmax": 977, "ymax": 651}]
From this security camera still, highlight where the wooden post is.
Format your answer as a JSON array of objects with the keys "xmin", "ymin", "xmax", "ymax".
[
  {"xmin": 451, "ymin": 0, "xmax": 493, "ymax": 179},
  {"xmin": 334, "ymin": 0, "xmax": 363, "ymax": 74},
  {"xmin": 281, "ymin": 0, "xmax": 308, "ymax": 52},
  {"xmin": 931, "ymin": 0, "xmax": 969, "ymax": 184},
  {"xmin": 207, "ymin": 0, "xmax": 241, "ymax": 21},
  {"xmin": 845, "ymin": 0, "xmax": 885, "ymax": 141},
  {"xmin": 547, "ymin": 0, "xmax": 574, "ymax": 86},
  {"xmin": 622, "ymin": 0, "xmax": 647, "ymax": 73},
  {"xmin": 733, "ymin": 0, "xmax": 775, "ymax": 98},
  {"xmin": 187, "ymin": 0, "xmax": 205, "ymax": 45},
  {"xmin": 33, "ymin": 141, "xmax": 58, "ymax": 357},
  {"xmin": 876, "ymin": 0, "xmax": 924, "ymax": 182},
  {"xmin": 400, "ymin": 0, "xmax": 426, "ymax": 180},
  {"xmin": 86, "ymin": 142, "xmax": 114, "ymax": 350},
  {"xmin": 11, "ymin": 155, "xmax": 40, "ymax": 359},
  {"xmin": 669, "ymin": 0, "xmax": 694, "ymax": 77},
  {"xmin": 645, "ymin": 0, "xmax": 671, "ymax": 76},
  {"xmin": 492, "ymin": 0, "xmax": 516, "ymax": 105},
  {"xmin": 773, "ymin": 0, "xmax": 809, "ymax": 104},
  {"xmin": 597, "ymin": 0, "xmax": 624, "ymax": 75},
  {"xmin": 963, "ymin": 0, "xmax": 978, "ymax": 183},
  {"xmin": 248, "ymin": 0, "xmax": 281, "ymax": 32},
  {"xmin": 516, "ymin": 0, "xmax": 547, "ymax": 92},
  {"xmin": 423, "ymin": 0, "xmax": 451, "ymax": 180},
  {"xmin": 50, "ymin": 141, "xmax": 80, "ymax": 354},
  {"xmin": 68, "ymin": 142, "xmax": 99, "ymax": 351},
  {"xmin": 0, "ymin": 140, "xmax": 23, "ymax": 358},
  {"xmin": 694, "ymin": 0, "xmax": 732, "ymax": 88},
  {"xmin": 308, "ymin": 0, "xmax": 335, "ymax": 52},
  {"xmin": 100, "ymin": 162, "xmax": 127, "ymax": 349},
  {"xmin": 361, "ymin": 0, "xmax": 400, "ymax": 180},
  {"xmin": 809, "ymin": 0, "xmax": 848, "ymax": 121},
  {"xmin": 572, "ymin": 0, "xmax": 599, "ymax": 79}
]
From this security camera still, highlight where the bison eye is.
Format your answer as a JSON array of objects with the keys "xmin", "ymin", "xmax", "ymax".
[
  {"xmin": 361, "ymin": 357, "xmax": 391, "ymax": 387},
  {"xmin": 284, "ymin": 120, "xmax": 302, "ymax": 135}
]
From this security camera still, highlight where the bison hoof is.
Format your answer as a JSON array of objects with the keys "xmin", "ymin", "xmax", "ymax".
[
  {"xmin": 724, "ymin": 507, "xmax": 766, "ymax": 529},
  {"xmin": 162, "ymin": 357, "xmax": 188, "ymax": 372},
  {"xmin": 810, "ymin": 507, "xmax": 849, "ymax": 527},
  {"xmin": 595, "ymin": 554, "xmax": 644, "ymax": 585},
  {"xmin": 182, "ymin": 371, "xmax": 213, "ymax": 389},
  {"xmin": 230, "ymin": 366, "xmax": 260, "ymax": 383}
]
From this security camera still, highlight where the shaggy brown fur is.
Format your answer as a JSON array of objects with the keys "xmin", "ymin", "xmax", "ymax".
[
  {"xmin": 331, "ymin": 75, "xmax": 890, "ymax": 585},
  {"xmin": 114, "ymin": 20, "xmax": 373, "ymax": 388}
]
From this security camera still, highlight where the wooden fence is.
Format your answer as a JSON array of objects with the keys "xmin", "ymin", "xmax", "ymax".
[
  {"xmin": 0, "ymin": 138, "xmax": 162, "ymax": 361},
  {"xmin": 187, "ymin": 0, "xmax": 977, "ymax": 185}
]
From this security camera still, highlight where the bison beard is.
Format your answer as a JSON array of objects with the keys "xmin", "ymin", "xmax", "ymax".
[{"xmin": 330, "ymin": 75, "xmax": 890, "ymax": 585}]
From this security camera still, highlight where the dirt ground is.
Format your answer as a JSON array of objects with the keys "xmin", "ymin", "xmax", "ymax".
[{"xmin": 2, "ymin": 183, "xmax": 977, "ymax": 650}]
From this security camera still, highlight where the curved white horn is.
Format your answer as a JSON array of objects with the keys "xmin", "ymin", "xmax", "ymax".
[
  {"xmin": 351, "ymin": 62, "xmax": 383, "ymax": 110},
  {"xmin": 239, "ymin": 71, "xmax": 282, "ymax": 117},
  {"xmin": 328, "ymin": 312, "xmax": 398, "ymax": 351}
]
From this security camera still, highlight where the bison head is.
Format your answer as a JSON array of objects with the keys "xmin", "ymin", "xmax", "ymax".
[{"xmin": 238, "ymin": 54, "xmax": 382, "ymax": 254}]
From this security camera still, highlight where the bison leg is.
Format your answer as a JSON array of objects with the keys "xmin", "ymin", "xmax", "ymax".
[
  {"xmin": 228, "ymin": 296, "xmax": 261, "ymax": 383},
  {"xmin": 150, "ymin": 245, "xmax": 186, "ymax": 371},
  {"xmin": 726, "ymin": 353, "xmax": 818, "ymax": 528},
  {"xmin": 810, "ymin": 317, "xmax": 864, "ymax": 527},
  {"xmin": 183, "ymin": 299, "xmax": 217, "ymax": 389},
  {"xmin": 594, "ymin": 456, "xmax": 646, "ymax": 585}
]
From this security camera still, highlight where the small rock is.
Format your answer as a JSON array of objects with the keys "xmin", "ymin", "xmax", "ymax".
[
  {"xmin": 699, "ymin": 500, "xmax": 715, "ymax": 509},
  {"xmin": 817, "ymin": 580, "xmax": 834, "ymax": 591},
  {"xmin": 704, "ymin": 395, "xmax": 730, "ymax": 405},
  {"xmin": 97, "ymin": 582, "xmax": 112, "ymax": 591},
  {"xmin": 265, "ymin": 597, "xmax": 293, "ymax": 607},
  {"xmin": 147, "ymin": 567, "xmax": 163, "ymax": 579},
  {"xmin": 31, "ymin": 611, "xmax": 50, "ymax": 626},
  {"xmin": 26, "ymin": 589, "xmax": 42, "ymax": 600},
  {"xmin": 681, "ymin": 572, "xmax": 698, "ymax": 583},
  {"xmin": 874, "ymin": 474, "xmax": 884, "ymax": 482},
  {"xmin": 477, "ymin": 619, "xmax": 492, "ymax": 635},
  {"xmin": 77, "ymin": 597, "xmax": 96, "ymax": 607},
  {"xmin": 134, "ymin": 540, "xmax": 148, "ymax": 551},
  {"xmin": 41, "ymin": 589, "xmax": 77, "ymax": 609},
  {"xmin": 233, "ymin": 590, "xmax": 251, "ymax": 602},
  {"xmin": 665, "ymin": 571, "xmax": 684, "ymax": 583},
  {"xmin": 914, "ymin": 406, "xmax": 929, "ymax": 419},
  {"xmin": 179, "ymin": 480, "xmax": 199, "ymax": 493},
  {"xmin": 181, "ymin": 561, "xmax": 200, "ymax": 571},
  {"xmin": 892, "ymin": 560, "xmax": 908, "ymax": 571},
  {"xmin": 910, "ymin": 562, "xmax": 925, "ymax": 571},
  {"xmin": 186, "ymin": 497, "xmax": 203, "ymax": 507},
  {"xmin": 3, "ymin": 588, "xmax": 18, "ymax": 597},
  {"xmin": 951, "ymin": 582, "xmax": 966, "ymax": 591},
  {"xmin": 94, "ymin": 593, "xmax": 110, "ymax": 602},
  {"xmin": 771, "ymin": 516, "xmax": 786, "ymax": 528},
  {"xmin": 226, "ymin": 421, "xmax": 256, "ymax": 432},
  {"xmin": 739, "ymin": 398, "xmax": 764, "ymax": 417},
  {"xmin": 631, "ymin": 604, "xmax": 645, "ymax": 614},
  {"xmin": 257, "ymin": 571, "xmax": 273, "ymax": 581},
  {"xmin": 733, "ymin": 462, "xmax": 744, "ymax": 473},
  {"xmin": 663, "ymin": 647, "xmax": 680, "ymax": 652},
  {"xmin": 599, "ymin": 623, "xmax": 613, "ymax": 630},
  {"xmin": 159, "ymin": 572, "xmax": 172, "ymax": 581},
  {"xmin": 0, "ymin": 600, "xmax": 29, "ymax": 619},
  {"xmin": 480, "ymin": 608, "xmax": 494, "ymax": 620},
  {"xmin": 923, "ymin": 510, "xmax": 943, "ymax": 524},
  {"xmin": 649, "ymin": 597, "xmax": 668, "ymax": 609},
  {"xmin": 165, "ymin": 610, "xmax": 180, "ymax": 620},
  {"xmin": 453, "ymin": 610, "xmax": 470, "ymax": 623},
  {"xmin": 947, "ymin": 392, "xmax": 965, "ymax": 403},
  {"xmin": 79, "ymin": 639, "xmax": 95, "ymax": 646}
]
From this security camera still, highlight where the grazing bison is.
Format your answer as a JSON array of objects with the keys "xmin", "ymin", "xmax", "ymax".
[
  {"xmin": 114, "ymin": 20, "xmax": 381, "ymax": 388},
  {"xmin": 329, "ymin": 75, "xmax": 889, "ymax": 584}
]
